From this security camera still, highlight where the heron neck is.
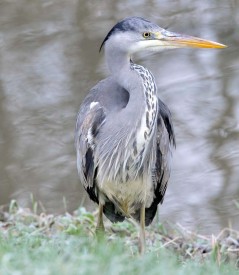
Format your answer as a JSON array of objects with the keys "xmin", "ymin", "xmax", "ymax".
[{"xmin": 106, "ymin": 50, "xmax": 143, "ymax": 94}]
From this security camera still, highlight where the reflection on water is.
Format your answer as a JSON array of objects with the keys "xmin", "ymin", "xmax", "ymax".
[{"xmin": 0, "ymin": 0, "xmax": 238, "ymax": 233}]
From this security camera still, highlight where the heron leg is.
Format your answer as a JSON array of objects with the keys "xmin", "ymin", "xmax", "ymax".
[
  {"xmin": 96, "ymin": 202, "xmax": 105, "ymax": 233},
  {"xmin": 139, "ymin": 204, "xmax": 146, "ymax": 254}
]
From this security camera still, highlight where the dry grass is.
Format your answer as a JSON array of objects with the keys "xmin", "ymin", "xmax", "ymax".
[{"xmin": 0, "ymin": 200, "xmax": 238, "ymax": 274}]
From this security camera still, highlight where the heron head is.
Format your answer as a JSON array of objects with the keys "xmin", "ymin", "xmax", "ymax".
[{"xmin": 100, "ymin": 17, "xmax": 226, "ymax": 54}]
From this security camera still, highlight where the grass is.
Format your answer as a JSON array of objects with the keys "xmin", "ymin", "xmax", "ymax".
[{"xmin": 0, "ymin": 201, "xmax": 238, "ymax": 275}]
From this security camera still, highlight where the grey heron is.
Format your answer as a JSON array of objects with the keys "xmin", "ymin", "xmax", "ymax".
[{"xmin": 75, "ymin": 17, "xmax": 226, "ymax": 253}]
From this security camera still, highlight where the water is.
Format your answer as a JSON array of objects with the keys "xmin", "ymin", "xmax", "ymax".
[{"xmin": 0, "ymin": 0, "xmax": 238, "ymax": 234}]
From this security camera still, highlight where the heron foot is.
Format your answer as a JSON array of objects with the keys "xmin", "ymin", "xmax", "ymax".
[
  {"xmin": 96, "ymin": 203, "xmax": 105, "ymax": 236},
  {"xmin": 96, "ymin": 219, "xmax": 105, "ymax": 234},
  {"xmin": 139, "ymin": 205, "xmax": 146, "ymax": 255}
]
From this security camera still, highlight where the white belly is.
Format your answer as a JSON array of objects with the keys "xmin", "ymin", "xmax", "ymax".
[{"xmin": 99, "ymin": 178, "xmax": 154, "ymax": 216}]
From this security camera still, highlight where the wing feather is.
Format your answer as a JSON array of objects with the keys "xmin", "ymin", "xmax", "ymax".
[
  {"xmin": 75, "ymin": 101, "xmax": 106, "ymax": 203},
  {"xmin": 145, "ymin": 98, "xmax": 176, "ymax": 225}
]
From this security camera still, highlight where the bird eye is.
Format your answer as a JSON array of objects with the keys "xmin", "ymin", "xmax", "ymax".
[{"xmin": 143, "ymin": 32, "xmax": 151, "ymax": 38}]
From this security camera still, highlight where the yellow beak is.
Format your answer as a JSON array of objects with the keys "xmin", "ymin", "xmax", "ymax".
[{"xmin": 155, "ymin": 29, "xmax": 227, "ymax": 49}]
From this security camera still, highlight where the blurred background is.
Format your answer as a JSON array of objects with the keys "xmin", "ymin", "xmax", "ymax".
[{"xmin": 0, "ymin": 0, "xmax": 238, "ymax": 234}]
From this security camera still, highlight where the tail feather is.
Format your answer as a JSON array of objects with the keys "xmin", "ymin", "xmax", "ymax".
[
  {"xmin": 103, "ymin": 201, "xmax": 125, "ymax": 223},
  {"xmin": 102, "ymin": 200, "xmax": 159, "ymax": 226}
]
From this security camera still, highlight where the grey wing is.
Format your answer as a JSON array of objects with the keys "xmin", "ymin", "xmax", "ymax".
[
  {"xmin": 155, "ymin": 98, "xmax": 176, "ymax": 200},
  {"xmin": 75, "ymin": 100, "xmax": 106, "ymax": 203},
  {"xmin": 145, "ymin": 98, "xmax": 176, "ymax": 225}
]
